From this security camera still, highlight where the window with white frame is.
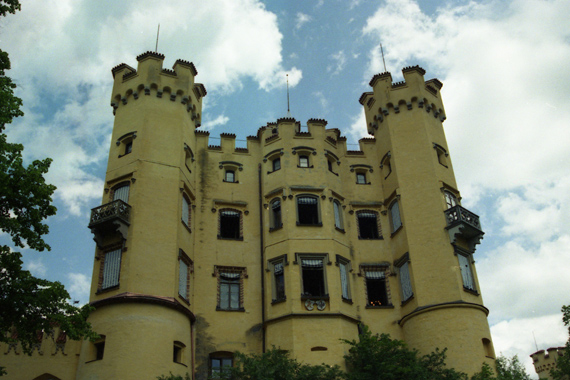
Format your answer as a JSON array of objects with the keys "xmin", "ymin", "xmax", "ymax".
[
  {"xmin": 299, "ymin": 155, "xmax": 309, "ymax": 168},
  {"xmin": 296, "ymin": 195, "xmax": 321, "ymax": 226},
  {"xmin": 270, "ymin": 256, "xmax": 287, "ymax": 302},
  {"xmin": 333, "ymin": 200, "xmax": 343, "ymax": 230},
  {"xmin": 178, "ymin": 250, "xmax": 192, "ymax": 301},
  {"xmin": 395, "ymin": 253, "xmax": 413, "ymax": 303},
  {"xmin": 457, "ymin": 252, "xmax": 476, "ymax": 292},
  {"xmin": 225, "ymin": 170, "xmax": 235, "ymax": 183},
  {"xmin": 362, "ymin": 266, "xmax": 390, "ymax": 307},
  {"xmin": 444, "ymin": 191, "xmax": 458, "ymax": 209},
  {"xmin": 100, "ymin": 248, "xmax": 121, "ymax": 290},
  {"xmin": 182, "ymin": 194, "xmax": 191, "ymax": 228},
  {"xmin": 337, "ymin": 255, "xmax": 351, "ymax": 301},
  {"xmin": 216, "ymin": 269, "xmax": 244, "ymax": 311},
  {"xmin": 270, "ymin": 198, "xmax": 282, "ymax": 231},
  {"xmin": 389, "ymin": 200, "xmax": 402, "ymax": 233},
  {"xmin": 112, "ymin": 183, "xmax": 130, "ymax": 203},
  {"xmin": 357, "ymin": 210, "xmax": 381, "ymax": 239}
]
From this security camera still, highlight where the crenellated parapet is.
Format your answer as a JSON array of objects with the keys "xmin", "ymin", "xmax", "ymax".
[
  {"xmin": 110, "ymin": 52, "xmax": 207, "ymax": 125},
  {"xmin": 531, "ymin": 347, "xmax": 566, "ymax": 378},
  {"xmin": 360, "ymin": 66, "xmax": 446, "ymax": 135}
]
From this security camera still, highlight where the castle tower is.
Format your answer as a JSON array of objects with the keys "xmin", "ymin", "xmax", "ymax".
[
  {"xmin": 79, "ymin": 52, "xmax": 206, "ymax": 379},
  {"xmin": 359, "ymin": 66, "xmax": 494, "ymax": 374},
  {"xmin": 531, "ymin": 347, "xmax": 566, "ymax": 379}
]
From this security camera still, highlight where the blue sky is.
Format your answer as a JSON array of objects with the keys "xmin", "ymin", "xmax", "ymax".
[{"xmin": 2, "ymin": 0, "xmax": 570, "ymax": 376}]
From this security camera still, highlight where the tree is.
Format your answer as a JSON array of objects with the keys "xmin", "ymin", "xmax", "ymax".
[
  {"xmin": 0, "ymin": 1, "xmax": 96, "ymax": 375},
  {"xmin": 551, "ymin": 305, "xmax": 570, "ymax": 380},
  {"xmin": 342, "ymin": 324, "xmax": 467, "ymax": 380},
  {"xmin": 471, "ymin": 355, "xmax": 531, "ymax": 380},
  {"xmin": 227, "ymin": 348, "xmax": 344, "ymax": 380},
  {"xmin": 157, "ymin": 373, "xmax": 192, "ymax": 380}
]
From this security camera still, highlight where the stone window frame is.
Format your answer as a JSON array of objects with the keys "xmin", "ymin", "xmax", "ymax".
[
  {"xmin": 356, "ymin": 209, "xmax": 383, "ymax": 240},
  {"xmin": 433, "ymin": 143, "xmax": 449, "ymax": 168},
  {"xmin": 386, "ymin": 196, "xmax": 403, "ymax": 235},
  {"xmin": 455, "ymin": 247, "xmax": 478, "ymax": 295},
  {"xmin": 350, "ymin": 164, "xmax": 373, "ymax": 185},
  {"xmin": 325, "ymin": 150, "xmax": 340, "ymax": 176},
  {"xmin": 333, "ymin": 199, "xmax": 344, "ymax": 232},
  {"xmin": 292, "ymin": 146, "xmax": 316, "ymax": 168},
  {"xmin": 359, "ymin": 263, "xmax": 393, "ymax": 309},
  {"xmin": 294, "ymin": 253, "xmax": 331, "ymax": 300},
  {"xmin": 380, "ymin": 151, "xmax": 392, "ymax": 179},
  {"xmin": 295, "ymin": 194, "xmax": 323, "ymax": 227},
  {"xmin": 116, "ymin": 131, "xmax": 137, "ymax": 158},
  {"xmin": 217, "ymin": 208, "xmax": 243, "ymax": 241},
  {"xmin": 219, "ymin": 161, "xmax": 243, "ymax": 183},
  {"xmin": 213, "ymin": 266, "xmax": 248, "ymax": 312},
  {"xmin": 173, "ymin": 341, "xmax": 186, "ymax": 364},
  {"xmin": 269, "ymin": 197, "xmax": 283, "ymax": 232},
  {"xmin": 184, "ymin": 143, "xmax": 194, "ymax": 173},
  {"xmin": 263, "ymin": 148, "xmax": 284, "ymax": 174}
]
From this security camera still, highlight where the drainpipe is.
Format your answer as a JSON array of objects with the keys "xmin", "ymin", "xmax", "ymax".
[{"xmin": 258, "ymin": 164, "xmax": 266, "ymax": 352}]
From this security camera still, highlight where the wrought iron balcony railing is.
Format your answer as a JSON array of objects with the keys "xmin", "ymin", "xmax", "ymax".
[
  {"xmin": 444, "ymin": 205, "xmax": 484, "ymax": 252},
  {"xmin": 88, "ymin": 200, "xmax": 131, "ymax": 248}
]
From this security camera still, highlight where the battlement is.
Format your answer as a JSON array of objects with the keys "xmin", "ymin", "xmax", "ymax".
[
  {"xmin": 110, "ymin": 52, "xmax": 207, "ymax": 125},
  {"xmin": 531, "ymin": 347, "xmax": 565, "ymax": 376},
  {"xmin": 360, "ymin": 66, "xmax": 447, "ymax": 135}
]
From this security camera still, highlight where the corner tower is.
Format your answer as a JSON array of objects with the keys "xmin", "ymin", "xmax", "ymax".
[
  {"xmin": 78, "ymin": 52, "xmax": 206, "ymax": 379},
  {"xmin": 360, "ymin": 66, "xmax": 494, "ymax": 374}
]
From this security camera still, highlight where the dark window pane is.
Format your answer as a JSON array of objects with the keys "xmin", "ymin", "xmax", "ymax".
[{"xmin": 302, "ymin": 267, "xmax": 325, "ymax": 296}]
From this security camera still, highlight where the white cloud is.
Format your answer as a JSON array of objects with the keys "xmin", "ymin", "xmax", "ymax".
[
  {"xmin": 2, "ymin": 0, "xmax": 299, "ymax": 215},
  {"xmin": 295, "ymin": 12, "xmax": 312, "ymax": 29},
  {"xmin": 67, "ymin": 273, "xmax": 91, "ymax": 305},
  {"xmin": 26, "ymin": 259, "xmax": 47, "ymax": 277},
  {"xmin": 313, "ymin": 91, "xmax": 328, "ymax": 111},
  {"xmin": 327, "ymin": 50, "xmax": 347, "ymax": 75},
  {"xmin": 201, "ymin": 114, "xmax": 230, "ymax": 131}
]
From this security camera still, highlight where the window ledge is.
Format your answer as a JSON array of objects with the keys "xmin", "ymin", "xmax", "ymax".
[
  {"xmin": 296, "ymin": 222, "xmax": 323, "ymax": 227},
  {"xmin": 269, "ymin": 224, "xmax": 283, "ymax": 232},
  {"xmin": 267, "ymin": 168, "xmax": 281, "ymax": 174},
  {"xmin": 401, "ymin": 295, "xmax": 414, "ymax": 306},
  {"xmin": 182, "ymin": 221, "xmax": 192, "ymax": 233},
  {"xmin": 342, "ymin": 297, "xmax": 353, "ymax": 304},
  {"xmin": 118, "ymin": 152, "xmax": 132, "ymax": 158},
  {"xmin": 329, "ymin": 171, "xmax": 338, "ymax": 176},
  {"xmin": 223, "ymin": 180, "xmax": 239, "ymax": 184},
  {"xmin": 463, "ymin": 287, "xmax": 479, "ymax": 296},
  {"xmin": 174, "ymin": 362, "xmax": 188, "ymax": 367},
  {"xmin": 358, "ymin": 236, "xmax": 383, "ymax": 240},
  {"xmin": 356, "ymin": 182, "xmax": 371, "ymax": 185},
  {"xmin": 178, "ymin": 294, "xmax": 190, "ymax": 305},
  {"xmin": 390, "ymin": 225, "xmax": 403, "ymax": 237},
  {"xmin": 365, "ymin": 305, "xmax": 394, "ymax": 309},
  {"xmin": 85, "ymin": 359, "xmax": 103, "ymax": 364},
  {"xmin": 271, "ymin": 297, "xmax": 287, "ymax": 305},
  {"xmin": 216, "ymin": 307, "xmax": 246, "ymax": 312},
  {"xmin": 297, "ymin": 165, "xmax": 314, "ymax": 168},
  {"xmin": 335, "ymin": 227, "xmax": 345, "ymax": 233},
  {"xmin": 96, "ymin": 284, "xmax": 120, "ymax": 295},
  {"xmin": 217, "ymin": 236, "xmax": 244, "ymax": 241}
]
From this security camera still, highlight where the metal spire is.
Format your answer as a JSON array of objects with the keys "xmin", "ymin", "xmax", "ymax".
[
  {"xmin": 380, "ymin": 43, "xmax": 387, "ymax": 72},
  {"xmin": 286, "ymin": 74, "xmax": 291, "ymax": 118},
  {"xmin": 155, "ymin": 24, "xmax": 160, "ymax": 52}
]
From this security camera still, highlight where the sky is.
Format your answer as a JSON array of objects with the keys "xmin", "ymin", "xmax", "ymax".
[{"xmin": 1, "ymin": 0, "xmax": 569, "ymax": 376}]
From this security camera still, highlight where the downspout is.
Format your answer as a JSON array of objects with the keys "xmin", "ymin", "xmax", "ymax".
[{"xmin": 258, "ymin": 164, "xmax": 266, "ymax": 352}]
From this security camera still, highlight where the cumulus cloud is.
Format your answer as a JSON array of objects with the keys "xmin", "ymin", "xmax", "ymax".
[
  {"xmin": 313, "ymin": 91, "xmax": 328, "ymax": 111},
  {"xmin": 201, "ymin": 114, "xmax": 230, "ymax": 131},
  {"xmin": 26, "ymin": 259, "xmax": 47, "ymax": 277},
  {"xmin": 2, "ymin": 0, "xmax": 300, "ymax": 215},
  {"xmin": 67, "ymin": 273, "xmax": 91, "ymax": 305}
]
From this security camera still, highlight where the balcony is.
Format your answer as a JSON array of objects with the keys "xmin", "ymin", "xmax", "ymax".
[
  {"xmin": 444, "ymin": 205, "xmax": 484, "ymax": 252},
  {"xmin": 88, "ymin": 200, "xmax": 131, "ymax": 248}
]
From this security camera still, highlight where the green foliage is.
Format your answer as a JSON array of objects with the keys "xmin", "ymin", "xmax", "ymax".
[
  {"xmin": 342, "ymin": 324, "xmax": 467, "ymax": 380},
  {"xmin": 0, "ymin": 1, "xmax": 96, "ymax": 375},
  {"xmin": 470, "ymin": 363, "xmax": 496, "ymax": 380},
  {"xmin": 227, "ymin": 347, "xmax": 344, "ymax": 380},
  {"xmin": 156, "ymin": 373, "xmax": 192, "ymax": 380},
  {"xmin": 551, "ymin": 305, "xmax": 570, "ymax": 380},
  {"xmin": 471, "ymin": 355, "xmax": 531, "ymax": 380}
]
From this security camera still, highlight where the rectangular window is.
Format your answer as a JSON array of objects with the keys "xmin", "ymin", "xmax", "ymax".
[
  {"xmin": 301, "ymin": 258, "xmax": 326, "ymax": 297},
  {"xmin": 270, "ymin": 199, "xmax": 282, "ymax": 230},
  {"xmin": 364, "ymin": 268, "xmax": 389, "ymax": 307},
  {"xmin": 389, "ymin": 200, "xmax": 402, "ymax": 232},
  {"xmin": 215, "ymin": 267, "xmax": 246, "ymax": 311},
  {"xmin": 273, "ymin": 157, "xmax": 281, "ymax": 171},
  {"xmin": 112, "ymin": 183, "xmax": 130, "ymax": 203},
  {"xmin": 333, "ymin": 200, "xmax": 343, "ymax": 230},
  {"xmin": 219, "ymin": 209, "xmax": 242, "ymax": 239},
  {"xmin": 357, "ymin": 211, "xmax": 381, "ymax": 239},
  {"xmin": 299, "ymin": 155, "xmax": 309, "ymax": 168},
  {"xmin": 458, "ymin": 253, "xmax": 476, "ymax": 291},
  {"xmin": 178, "ymin": 252, "xmax": 192, "ymax": 301},
  {"xmin": 182, "ymin": 195, "xmax": 190, "ymax": 227},
  {"xmin": 211, "ymin": 357, "xmax": 233, "ymax": 378},
  {"xmin": 337, "ymin": 256, "xmax": 351, "ymax": 300},
  {"xmin": 297, "ymin": 196, "xmax": 321, "ymax": 226},
  {"xmin": 356, "ymin": 172, "xmax": 366, "ymax": 184},
  {"xmin": 274, "ymin": 262, "xmax": 285, "ymax": 301},
  {"xmin": 398, "ymin": 261, "xmax": 413, "ymax": 302},
  {"xmin": 101, "ymin": 249, "xmax": 121, "ymax": 289}
]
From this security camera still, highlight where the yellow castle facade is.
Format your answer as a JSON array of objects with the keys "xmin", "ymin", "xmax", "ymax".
[
  {"xmin": 531, "ymin": 347, "xmax": 567, "ymax": 379},
  {"xmin": 2, "ymin": 51, "xmax": 495, "ymax": 379}
]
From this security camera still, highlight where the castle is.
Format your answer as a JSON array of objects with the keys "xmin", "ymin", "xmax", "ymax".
[
  {"xmin": 531, "ymin": 347, "xmax": 567, "ymax": 379},
  {"xmin": 1, "ymin": 51, "xmax": 496, "ymax": 379}
]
